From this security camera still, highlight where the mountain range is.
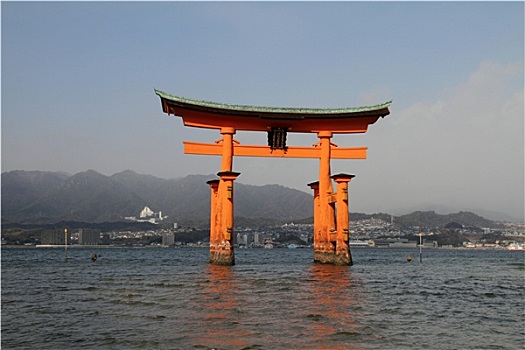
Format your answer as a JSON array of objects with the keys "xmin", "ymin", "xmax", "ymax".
[
  {"xmin": 1, "ymin": 170, "xmax": 504, "ymax": 228},
  {"xmin": 1, "ymin": 170, "xmax": 314, "ymax": 227}
]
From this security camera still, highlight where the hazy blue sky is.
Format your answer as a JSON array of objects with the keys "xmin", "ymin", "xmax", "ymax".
[{"xmin": 2, "ymin": 2, "xmax": 524, "ymax": 221}]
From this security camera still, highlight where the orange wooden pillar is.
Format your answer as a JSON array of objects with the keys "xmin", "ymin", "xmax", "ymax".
[
  {"xmin": 207, "ymin": 179, "xmax": 220, "ymax": 249},
  {"xmin": 207, "ymin": 126, "xmax": 239, "ymax": 265},
  {"xmin": 219, "ymin": 127, "xmax": 235, "ymax": 172},
  {"xmin": 209, "ymin": 171, "xmax": 240, "ymax": 266},
  {"xmin": 315, "ymin": 131, "xmax": 337, "ymax": 264},
  {"xmin": 332, "ymin": 173, "xmax": 355, "ymax": 266},
  {"xmin": 308, "ymin": 181, "xmax": 321, "ymax": 259}
]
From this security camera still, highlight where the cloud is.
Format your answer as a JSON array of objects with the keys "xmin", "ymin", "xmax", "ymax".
[{"xmin": 353, "ymin": 60, "xmax": 524, "ymax": 219}]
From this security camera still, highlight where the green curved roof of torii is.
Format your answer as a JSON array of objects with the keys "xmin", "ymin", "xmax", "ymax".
[{"xmin": 155, "ymin": 89, "xmax": 392, "ymax": 118}]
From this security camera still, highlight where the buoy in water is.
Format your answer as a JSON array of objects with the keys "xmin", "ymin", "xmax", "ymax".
[
  {"xmin": 407, "ymin": 254, "xmax": 412, "ymax": 262},
  {"xmin": 91, "ymin": 254, "xmax": 97, "ymax": 262}
]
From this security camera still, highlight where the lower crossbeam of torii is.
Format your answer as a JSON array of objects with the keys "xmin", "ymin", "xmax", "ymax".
[{"xmin": 155, "ymin": 89, "xmax": 391, "ymax": 266}]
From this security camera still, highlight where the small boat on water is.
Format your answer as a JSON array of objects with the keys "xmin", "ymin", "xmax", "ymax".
[{"xmin": 349, "ymin": 240, "xmax": 375, "ymax": 248}]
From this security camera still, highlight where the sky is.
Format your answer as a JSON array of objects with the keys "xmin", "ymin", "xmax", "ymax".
[{"xmin": 2, "ymin": 2, "xmax": 524, "ymax": 221}]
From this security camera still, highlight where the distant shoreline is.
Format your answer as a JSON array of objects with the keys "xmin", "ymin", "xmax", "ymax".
[{"xmin": 2, "ymin": 245, "xmax": 523, "ymax": 252}]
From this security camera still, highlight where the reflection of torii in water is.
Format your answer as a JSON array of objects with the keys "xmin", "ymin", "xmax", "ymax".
[{"xmin": 155, "ymin": 89, "xmax": 391, "ymax": 266}]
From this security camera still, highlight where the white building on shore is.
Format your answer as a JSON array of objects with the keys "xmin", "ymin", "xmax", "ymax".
[{"xmin": 125, "ymin": 206, "xmax": 167, "ymax": 224}]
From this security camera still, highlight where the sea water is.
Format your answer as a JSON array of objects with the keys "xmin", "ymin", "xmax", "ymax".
[{"xmin": 2, "ymin": 247, "xmax": 523, "ymax": 349}]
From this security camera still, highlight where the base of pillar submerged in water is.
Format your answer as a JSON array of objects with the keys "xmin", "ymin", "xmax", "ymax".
[
  {"xmin": 209, "ymin": 244, "xmax": 235, "ymax": 266},
  {"xmin": 313, "ymin": 243, "xmax": 334, "ymax": 264},
  {"xmin": 314, "ymin": 250, "xmax": 353, "ymax": 266},
  {"xmin": 333, "ymin": 243, "xmax": 352, "ymax": 266},
  {"xmin": 334, "ymin": 251, "xmax": 352, "ymax": 266},
  {"xmin": 314, "ymin": 251, "xmax": 336, "ymax": 264}
]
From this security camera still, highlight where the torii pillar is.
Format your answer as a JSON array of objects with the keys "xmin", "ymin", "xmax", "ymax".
[
  {"xmin": 315, "ymin": 131, "xmax": 337, "ymax": 264},
  {"xmin": 310, "ymin": 131, "xmax": 355, "ymax": 266},
  {"xmin": 206, "ymin": 127, "xmax": 240, "ymax": 265},
  {"xmin": 307, "ymin": 181, "xmax": 321, "ymax": 258},
  {"xmin": 332, "ymin": 173, "xmax": 355, "ymax": 265}
]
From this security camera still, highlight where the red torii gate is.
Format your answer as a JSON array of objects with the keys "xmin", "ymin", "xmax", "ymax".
[{"xmin": 155, "ymin": 89, "xmax": 391, "ymax": 265}]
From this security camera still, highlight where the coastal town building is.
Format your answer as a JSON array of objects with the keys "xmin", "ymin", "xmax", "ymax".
[
  {"xmin": 125, "ymin": 206, "xmax": 167, "ymax": 224},
  {"xmin": 40, "ymin": 229, "xmax": 70, "ymax": 245},
  {"xmin": 78, "ymin": 229, "xmax": 100, "ymax": 245},
  {"xmin": 162, "ymin": 232, "xmax": 175, "ymax": 246}
]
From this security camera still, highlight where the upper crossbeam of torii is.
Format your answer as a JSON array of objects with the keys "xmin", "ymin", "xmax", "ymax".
[
  {"xmin": 155, "ymin": 89, "xmax": 391, "ymax": 132},
  {"xmin": 155, "ymin": 89, "xmax": 392, "ymax": 266}
]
